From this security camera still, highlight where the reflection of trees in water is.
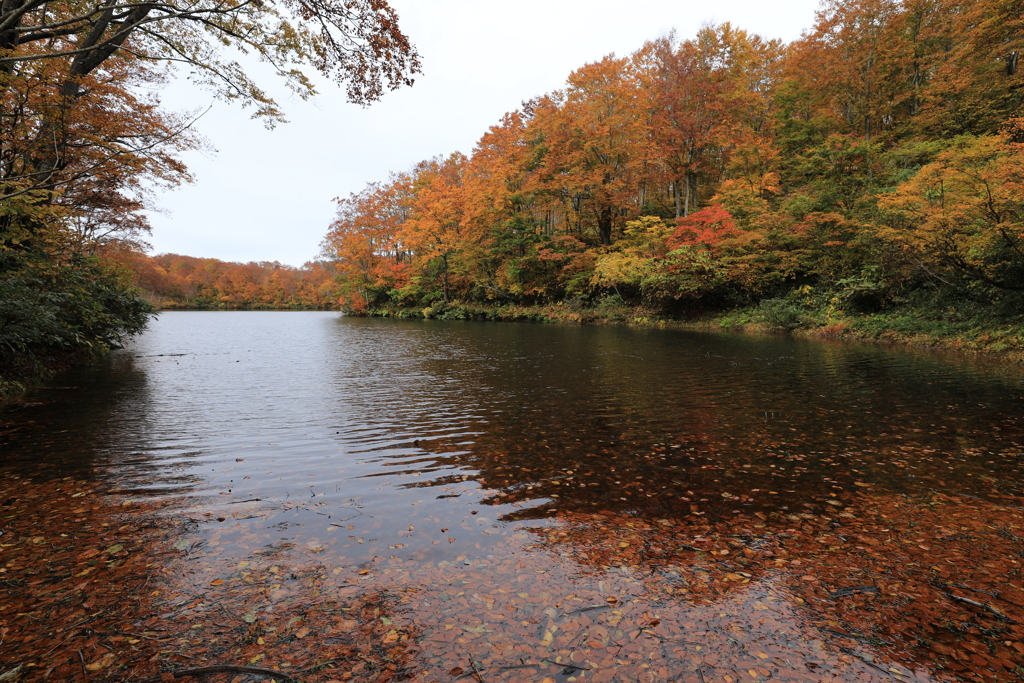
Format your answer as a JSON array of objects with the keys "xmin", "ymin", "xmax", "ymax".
[
  {"xmin": 0, "ymin": 352, "xmax": 209, "ymax": 491},
  {"xmin": 0, "ymin": 353, "xmax": 150, "ymax": 479},
  {"xmin": 387, "ymin": 323, "xmax": 1024, "ymax": 521},
  {"xmin": 7, "ymin": 317, "xmax": 1024, "ymax": 681}
]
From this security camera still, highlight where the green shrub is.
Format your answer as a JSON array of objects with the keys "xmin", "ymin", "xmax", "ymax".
[
  {"xmin": 756, "ymin": 298, "xmax": 808, "ymax": 331},
  {"xmin": 0, "ymin": 254, "xmax": 153, "ymax": 394}
]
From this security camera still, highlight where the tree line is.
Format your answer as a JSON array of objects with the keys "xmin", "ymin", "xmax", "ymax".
[
  {"xmin": 322, "ymin": 0, "xmax": 1023, "ymax": 329},
  {"xmin": 124, "ymin": 253, "xmax": 339, "ymax": 310}
]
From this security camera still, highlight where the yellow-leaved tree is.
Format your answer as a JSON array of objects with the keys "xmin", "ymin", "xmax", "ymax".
[{"xmin": 879, "ymin": 123, "xmax": 1024, "ymax": 290}]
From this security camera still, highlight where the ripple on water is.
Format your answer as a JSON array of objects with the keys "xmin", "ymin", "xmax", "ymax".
[{"xmin": 4, "ymin": 311, "xmax": 1024, "ymax": 680}]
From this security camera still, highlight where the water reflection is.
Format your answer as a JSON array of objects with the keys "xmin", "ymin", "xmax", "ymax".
[
  {"xmin": 4, "ymin": 312, "xmax": 1024, "ymax": 681},
  {"xmin": 0, "ymin": 351, "xmax": 156, "ymax": 478},
  {"xmin": 4, "ymin": 313, "xmax": 1024, "ymax": 533}
]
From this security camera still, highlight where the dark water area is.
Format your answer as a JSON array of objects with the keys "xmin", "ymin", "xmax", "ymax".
[{"xmin": 5, "ymin": 312, "xmax": 1024, "ymax": 681}]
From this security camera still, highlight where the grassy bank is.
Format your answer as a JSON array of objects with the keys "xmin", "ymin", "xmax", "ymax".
[{"xmin": 360, "ymin": 296, "xmax": 1024, "ymax": 363}]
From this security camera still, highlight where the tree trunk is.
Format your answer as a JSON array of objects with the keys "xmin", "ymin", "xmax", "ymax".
[
  {"xmin": 598, "ymin": 205, "xmax": 612, "ymax": 246},
  {"xmin": 441, "ymin": 254, "xmax": 449, "ymax": 302},
  {"xmin": 683, "ymin": 173, "xmax": 698, "ymax": 217}
]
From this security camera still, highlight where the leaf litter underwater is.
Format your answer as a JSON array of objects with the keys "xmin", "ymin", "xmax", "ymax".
[
  {"xmin": 6, "ymin": 445, "xmax": 1024, "ymax": 682},
  {"xmin": 4, "ymin": 315, "xmax": 1024, "ymax": 682}
]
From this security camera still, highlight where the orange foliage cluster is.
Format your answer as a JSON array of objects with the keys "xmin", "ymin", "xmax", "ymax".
[
  {"xmin": 117, "ymin": 252, "xmax": 341, "ymax": 310},
  {"xmin": 322, "ymin": 0, "xmax": 1024, "ymax": 314},
  {"xmin": 669, "ymin": 206, "xmax": 741, "ymax": 250}
]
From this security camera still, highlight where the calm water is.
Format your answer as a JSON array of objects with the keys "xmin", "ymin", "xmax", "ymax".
[
  {"xmin": 5, "ymin": 312, "xmax": 1024, "ymax": 680},
  {"xmin": 5, "ymin": 312, "xmax": 1024, "ymax": 517}
]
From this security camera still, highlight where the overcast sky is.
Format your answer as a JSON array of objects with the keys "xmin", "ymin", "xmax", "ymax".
[{"xmin": 145, "ymin": 0, "xmax": 823, "ymax": 267}]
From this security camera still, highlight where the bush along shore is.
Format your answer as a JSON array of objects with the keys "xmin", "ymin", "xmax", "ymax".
[{"xmin": 0, "ymin": 253, "xmax": 153, "ymax": 400}]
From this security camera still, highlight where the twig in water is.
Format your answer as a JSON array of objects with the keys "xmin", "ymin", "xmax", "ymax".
[
  {"xmin": 990, "ymin": 524, "xmax": 1024, "ymax": 543},
  {"xmin": 140, "ymin": 664, "xmax": 299, "ymax": 682},
  {"xmin": 820, "ymin": 627, "xmax": 872, "ymax": 642},
  {"xmin": 564, "ymin": 604, "xmax": 609, "ymax": 615},
  {"xmin": 541, "ymin": 659, "xmax": 591, "ymax": 672},
  {"xmin": 828, "ymin": 585, "xmax": 880, "ymax": 599},
  {"xmin": 492, "ymin": 663, "xmax": 543, "ymax": 673},
  {"xmin": 932, "ymin": 580, "xmax": 999, "ymax": 599},
  {"xmin": 0, "ymin": 665, "xmax": 25, "ymax": 682},
  {"xmin": 467, "ymin": 657, "xmax": 485, "ymax": 683},
  {"xmin": 840, "ymin": 647, "xmax": 901, "ymax": 679},
  {"xmin": 217, "ymin": 601, "xmax": 238, "ymax": 620},
  {"xmin": 943, "ymin": 592, "xmax": 1019, "ymax": 624}
]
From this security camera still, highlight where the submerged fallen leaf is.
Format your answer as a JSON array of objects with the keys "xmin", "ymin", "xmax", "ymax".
[{"xmin": 85, "ymin": 653, "xmax": 115, "ymax": 671}]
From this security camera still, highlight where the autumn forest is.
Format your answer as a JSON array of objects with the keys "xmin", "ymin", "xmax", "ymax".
[{"xmin": 319, "ymin": 0, "xmax": 1024, "ymax": 347}]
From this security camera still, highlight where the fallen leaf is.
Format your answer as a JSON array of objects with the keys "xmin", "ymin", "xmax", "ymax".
[{"xmin": 86, "ymin": 653, "xmax": 115, "ymax": 671}]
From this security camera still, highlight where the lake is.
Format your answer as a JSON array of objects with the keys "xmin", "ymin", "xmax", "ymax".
[{"xmin": 4, "ymin": 311, "xmax": 1024, "ymax": 682}]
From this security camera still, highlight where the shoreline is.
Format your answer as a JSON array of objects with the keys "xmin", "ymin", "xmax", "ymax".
[
  {"xmin": 6, "ymin": 301, "xmax": 1021, "ymax": 401},
  {"xmin": 351, "ymin": 300, "xmax": 1024, "ymax": 365}
]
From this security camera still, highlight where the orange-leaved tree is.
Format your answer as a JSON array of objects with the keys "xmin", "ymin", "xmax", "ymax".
[
  {"xmin": 322, "ymin": 175, "xmax": 414, "ymax": 311},
  {"xmin": 879, "ymin": 124, "xmax": 1024, "ymax": 290},
  {"xmin": 527, "ymin": 55, "xmax": 653, "ymax": 246},
  {"xmin": 400, "ymin": 154, "xmax": 476, "ymax": 303}
]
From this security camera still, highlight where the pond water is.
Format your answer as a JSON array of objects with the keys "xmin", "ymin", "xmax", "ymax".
[{"xmin": 5, "ymin": 311, "xmax": 1024, "ymax": 682}]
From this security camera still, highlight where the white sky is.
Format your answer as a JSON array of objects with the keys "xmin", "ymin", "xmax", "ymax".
[{"xmin": 145, "ymin": 0, "xmax": 822, "ymax": 267}]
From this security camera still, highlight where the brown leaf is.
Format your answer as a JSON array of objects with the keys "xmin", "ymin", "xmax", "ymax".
[{"xmin": 85, "ymin": 652, "xmax": 115, "ymax": 671}]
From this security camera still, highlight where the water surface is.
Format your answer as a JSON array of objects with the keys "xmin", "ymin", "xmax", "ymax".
[{"xmin": 4, "ymin": 312, "xmax": 1024, "ymax": 681}]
